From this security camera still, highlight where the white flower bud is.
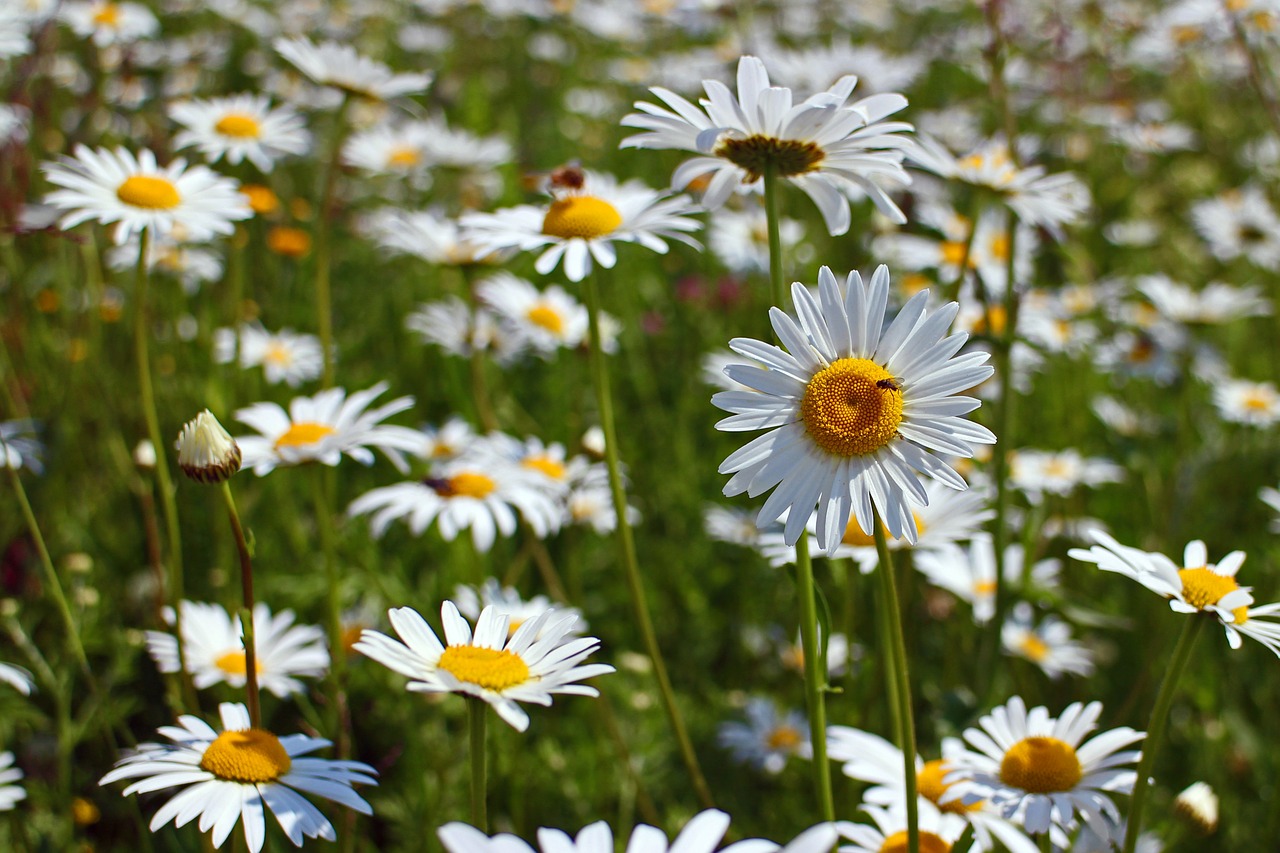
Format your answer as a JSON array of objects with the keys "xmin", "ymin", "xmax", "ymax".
[{"xmin": 175, "ymin": 410, "xmax": 241, "ymax": 484}]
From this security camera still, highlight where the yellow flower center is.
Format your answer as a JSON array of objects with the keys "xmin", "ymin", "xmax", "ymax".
[
  {"xmin": 541, "ymin": 196, "xmax": 623, "ymax": 240},
  {"xmin": 92, "ymin": 2, "xmax": 121, "ymax": 27},
  {"xmin": 214, "ymin": 113, "xmax": 262, "ymax": 139},
  {"xmin": 274, "ymin": 421, "xmax": 336, "ymax": 449},
  {"xmin": 800, "ymin": 358, "xmax": 904, "ymax": 457},
  {"xmin": 214, "ymin": 649, "xmax": 262, "ymax": 676},
  {"xmin": 199, "ymin": 729, "xmax": 292, "ymax": 784},
  {"xmin": 387, "ymin": 146, "xmax": 421, "ymax": 168},
  {"xmin": 918, "ymin": 759, "xmax": 983, "ymax": 814},
  {"xmin": 941, "ymin": 240, "xmax": 971, "ymax": 268},
  {"xmin": 714, "ymin": 134, "xmax": 826, "ymax": 181},
  {"xmin": 71, "ymin": 796, "xmax": 101, "ymax": 826},
  {"xmin": 1243, "ymin": 392, "xmax": 1274, "ymax": 411},
  {"xmin": 840, "ymin": 513, "xmax": 924, "ymax": 547},
  {"xmin": 765, "ymin": 725, "xmax": 803, "ymax": 751},
  {"xmin": 1173, "ymin": 25, "xmax": 1202, "ymax": 44},
  {"xmin": 1018, "ymin": 634, "xmax": 1049, "ymax": 662},
  {"xmin": 240, "ymin": 184, "xmax": 279, "ymax": 215},
  {"xmin": 116, "ymin": 175, "xmax": 182, "ymax": 210},
  {"xmin": 430, "ymin": 472, "xmax": 497, "ymax": 499},
  {"xmin": 973, "ymin": 580, "xmax": 997, "ymax": 597},
  {"xmin": 989, "ymin": 233, "xmax": 1010, "ymax": 261},
  {"xmin": 971, "ymin": 305, "xmax": 1008, "ymax": 337},
  {"xmin": 999, "ymin": 737, "xmax": 1082, "ymax": 794},
  {"xmin": 879, "ymin": 830, "xmax": 951, "ymax": 853},
  {"xmin": 267, "ymin": 226, "xmax": 312, "ymax": 258},
  {"xmin": 263, "ymin": 342, "xmax": 293, "ymax": 366},
  {"xmin": 526, "ymin": 304, "xmax": 566, "ymax": 335},
  {"xmin": 522, "ymin": 456, "xmax": 567, "ymax": 480},
  {"xmin": 436, "ymin": 645, "xmax": 530, "ymax": 691},
  {"xmin": 1178, "ymin": 567, "xmax": 1248, "ymax": 623}
]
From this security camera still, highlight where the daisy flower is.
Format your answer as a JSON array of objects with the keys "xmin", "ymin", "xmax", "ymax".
[
  {"xmin": 717, "ymin": 696, "xmax": 811, "ymax": 774},
  {"xmin": 1212, "ymin": 377, "xmax": 1280, "ymax": 426},
  {"xmin": 234, "ymin": 382, "xmax": 423, "ymax": 476},
  {"xmin": 946, "ymin": 697, "xmax": 1143, "ymax": 842},
  {"xmin": 461, "ymin": 169, "xmax": 701, "ymax": 282},
  {"xmin": 476, "ymin": 273, "xmax": 589, "ymax": 354},
  {"xmin": 914, "ymin": 535, "xmax": 1060, "ymax": 625},
  {"xmin": 705, "ymin": 503, "xmax": 765, "ymax": 546},
  {"xmin": 170, "ymin": 94, "xmax": 311, "ymax": 173},
  {"xmin": 100, "ymin": 702, "xmax": 376, "ymax": 852},
  {"xmin": 0, "ymin": 662, "xmax": 33, "ymax": 695},
  {"xmin": 416, "ymin": 116, "xmax": 512, "ymax": 171},
  {"xmin": 1135, "ymin": 275, "xmax": 1270, "ymax": 325},
  {"xmin": 713, "ymin": 265, "xmax": 996, "ymax": 553},
  {"xmin": 342, "ymin": 122, "xmax": 435, "ymax": 183},
  {"xmin": 564, "ymin": 482, "xmax": 641, "ymax": 534},
  {"xmin": 355, "ymin": 602, "xmax": 614, "ymax": 731},
  {"xmin": 60, "ymin": 1, "xmax": 157, "ymax": 47},
  {"xmin": 107, "ymin": 231, "xmax": 225, "ymax": 294},
  {"xmin": 145, "ymin": 601, "xmax": 329, "ymax": 698},
  {"xmin": 1001, "ymin": 603, "xmax": 1095, "ymax": 679},
  {"xmin": 274, "ymin": 37, "xmax": 432, "ymax": 101},
  {"xmin": 213, "ymin": 322, "xmax": 324, "ymax": 387},
  {"xmin": 708, "ymin": 206, "xmax": 806, "ymax": 275},
  {"xmin": 836, "ymin": 803, "xmax": 969, "ymax": 853},
  {"xmin": 1069, "ymin": 532, "xmax": 1280, "ymax": 655},
  {"xmin": 0, "ymin": 419, "xmax": 43, "ymax": 474},
  {"xmin": 0, "ymin": 752, "xmax": 24, "ymax": 811},
  {"xmin": 621, "ymin": 55, "xmax": 914, "ymax": 234},
  {"xmin": 1174, "ymin": 781, "xmax": 1218, "ymax": 834},
  {"xmin": 405, "ymin": 297, "xmax": 525, "ymax": 364},
  {"xmin": 0, "ymin": 8, "xmax": 32, "ymax": 59},
  {"xmin": 362, "ymin": 208, "xmax": 509, "ymax": 266},
  {"xmin": 1007, "ymin": 449, "xmax": 1123, "ymax": 503},
  {"xmin": 1260, "ymin": 485, "xmax": 1280, "ymax": 532},
  {"xmin": 42, "ymin": 146, "xmax": 251, "ymax": 245},
  {"xmin": 452, "ymin": 579, "xmax": 583, "ymax": 640},
  {"xmin": 1190, "ymin": 185, "xmax": 1280, "ymax": 270}
]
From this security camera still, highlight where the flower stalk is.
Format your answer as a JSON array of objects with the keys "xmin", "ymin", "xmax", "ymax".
[{"xmin": 220, "ymin": 481, "xmax": 261, "ymax": 728}]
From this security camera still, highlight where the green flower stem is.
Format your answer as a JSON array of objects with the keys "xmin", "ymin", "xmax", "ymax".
[
  {"xmin": 220, "ymin": 482, "xmax": 261, "ymax": 729},
  {"xmin": 1039, "ymin": 832, "xmax": 1052, "ymax": 853},
  {"xmin": 460, "ymin": 265, "xmax": 499, "ymax": 432},
  {"xmin": 315, "ymin": 95, "xmax": 353, "ymax": 390},
  {"xmin": 794, "ymin": 535, "xmax": 835, "ymax": 821},
  {"xmin": 313, "ymin": 465, "xmax": 352, "ymax": 760},
  {"xmin": 761, "ymin": 163, "xmax": 787, "ymax": 310},
  {"xmin": 468, "ymin": 696, "xmax": 488, "ymax": 831},
  {"xmin": 581, "ymin": 270, "xmax": 715, "ymax": 810},
  {"xmin": 873, "ymin": 513, "xmax": 918, "ymax": 853},
  {"xmin": 1123, "ymin": 614, "xmax": 1206, "ymax": 853}
]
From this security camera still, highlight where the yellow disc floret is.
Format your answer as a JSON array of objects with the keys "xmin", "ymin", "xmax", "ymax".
[
  {"xmin": 199, "ymin": 729, "xmax": 292, "ymax": 784},
  {"xmin": 765, "ymin": 725, "xmax": 803, "ymax": 752},
  {"xmin": 800, "ymin": 358, "xmax": 904, "ymax": 457},
  {"xmin": 526, "ymin": 304, "xmax": 566, "ymax": 335},
  {"xmin": 430, "ymin": 472, "xmax": 497, "ymax": 499},
  {"xmin": 541, "ymin": 196, "xmax": 622, "ymax": 240},
  {"xmin": 1178, "ymin": 567, "xmax": 1248, "ymax": 624},
  {"xmin": 715, "ymin": 135, "xmax": 826, "ymax": 181},
  {"xmin": 117, "ymin": 176, "xmax": 182, "ymax": 210},
  {"xmin": 437, "ymin": 645, "xmax": 530, "ymax": 691},
  {"xmin": 879, "ymin": 830, "xmax": 951, "ymax": 853},
  {"xmin": 918, "ymin": 759, "xmax": 983, "ymax": 814},
  {"xmin": 214, "ymin": 650, "xmax": 262, "ymax": 677},
  {"xmin": 214, "ymin": 114, "xmax": 262, "ymax": 139},
  {"xmin": 274, "ymin": 421, "xmax": 336, "ymax": 449},
  {"xmin": 1017, "ymin": 635, "xmax": 1049, "ymax": 663},
  {"xmin": 523, "ymin": 456, "xmax": 567, "ymax": 480},
  {"xmin": 999, "ymin": 737, "xmax": 1082, "ymax": 794},
  {"xmin": 92, "ymin": 3, "xmax": 121, "ymax": 27}
]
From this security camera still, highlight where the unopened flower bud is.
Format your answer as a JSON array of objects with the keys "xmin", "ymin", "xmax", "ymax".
[
  {"xmin": 133, "ymin": 439, "xmax": 157, "ymax": 469},
  {"xmin": 1174, "ymin": 781, "xmax": 1218, "ymax": 834},
  {"xmin": 175, "ymin": 410, "xmax": 241, "ymax": 484}
]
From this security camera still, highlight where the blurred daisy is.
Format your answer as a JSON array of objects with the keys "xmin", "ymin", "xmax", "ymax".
[
  {"xmin": 705, "ymin": 504, "xmax": 765, "ymax": 547},
  {"xmin": 1260, "ymin": 485, "xmax": 1280, "ymax": 532},
  {"xmin": 708, "ymin": 206, "xmax": 805, "ymax": 274},
  {"xmin": 477, "ymin": 273, "xmax": 589, "ymax": 354},
  {"xmin": 452, "ymin": 579, "xmax": 582, "ymax": 639},
  {"xmin": 348, "ymin": 457, "xmax": 562, "ymax": 550},
  {"xmin": 42, "ymin": 146, "xmax": 251, "ymax": 245},
  {"xmin": 419, "ymin": 417, "xmax": 479, "ymax": 462},
  {"xmin": 836, "ymin": 802, "xmax": 968, "ymax": 853},
  {"xmin": 0, "ymin": 662, "xmax": 33, "ymax": 695},
  {"xmin": 0, "ymin": 753, "xmax": 24, "ymax": 811},
  {"xmin": 107, "ymin": 232, "xmax": 224, "ymax": 294},
  {"xmin": 565, "ymin": 482, "xmax": 641, "ymax": 534},
  {"xmin": 417, "ymin": 116, "xmax": 511, "ymax": 171},
  {"xmin": 355, "ymin": 602, "xmax": 614, "ymax": 731},
  {"xmin": 362, "ymin": 208, "xmax": 508, "ymax": 266},
  {"xmin": 100, "ymin": 702, "xmax": 376, "ymax": 852},
  {"xmin": 1070, "ymin": 532, "xmax": 1280, "ymax": 655},
  {"xmin": 485, "ymin": 432, "xmax": 597, "ymax": 491},
  {"xmin": 60, "ymin": 1, "xmax": 157, "ymax": 47},
  {"xmin": 146, "ymin": 601, "xmax": 329, "ymax": 698},
  {"xmin": 1001, "ymin": 603, "xmax": 1095, "ymax": 679},
  {"xmin": 621, "ymin": 54, "xmax": 914, "ymax": 234},
  {"xmin": 170, "ymin": 95, "xmax": 311, "ymax": 173},
  {"xmin": 462, "ymin": 169, "xmax": 701, "ymax": 282},
  {"xmin": 914, "ymin": 535, "xmax": 1060, "ymax": 625},
  {"xmin": 1136, "ymin": 275, "xmax": 1270, "ymax": 325},
  {"xmin": 1212, "ymin": 377, "xmax": 1280, "ymax": 426},
  {"xmin": 1190, "ymin": 185, "xmax": 1280, "ymax": 270},
  {"xmin": 1174, "ymin": 781, "xmax": 1218, "ymax": 834},
  {"xmin": 274, "ymin": 37, "xmax": 432, "ymax": 101},
  {"xmin": 0, "ymin": 8, "xmax": 32, "ymax": 58},
  {"xmin": 946, "ymin": 696, "xmax": 1143, "ymax": 842},
  {"xmin": 717, "ymin": 697, "xmax": 810, "ymax": 774},
  {"xmin": 405, "ymin": 297, "xmax": 525, "ymax": 364},
  {"xmin": 1008, "ymin": 449, "xmax": 1123, "ymax": 503},
  {"xmin": 0, "ymin": 420, "xmax": 43, "ymax": 474},
  {"xmin": 213, "ymin": 322, "xmax": 324, "ymax": 387},
  {"xmin": 714, "ymin": 265, "xmax": 995, "ymax": 553},
  {"xmin": 343, "ymin": 122, "xmax": 434, "ymax": 183},
  {"xmin": 234, "ymin": 382, "xmax": 423, "ymax": 476}
]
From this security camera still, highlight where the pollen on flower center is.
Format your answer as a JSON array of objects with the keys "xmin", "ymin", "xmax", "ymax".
[
  {"xmin": 429, "ymin": 472, "xmax": 497, "ymax": 499},
  {"xmin": 274, "ymin": 421, "xmax": 337, "ymax": 449},
  {"xmin": 918, "ymin": 759, "xmax": 983, "ymax": 815},
  {"xmin": 800, "ymin": 358, "xmax": 904, "ymax": 457},
  {"xmin": 116, "ymin": 175, "xmax": 182, "ymax": 210},
  {"xmin": 999, "ymin": 736, "xmax": 1082, "ymax": 794},
  {"xmin": 214, "ymin": 650, "xmax": 262, "ymax": 676},
  {"xmin": 765, "ymin": 725, "xmax": 803, "ymax": 751},
  {"xmin": 523, "ymin": 456, "xmax": 567, "ymax": 480},
  {"xmin": 542, "ymin": 196, "xmax": 623, "ymax": 240},
  {"xmin": 437, "ymin": 645, "xmax": 530, "ymax": 691},
  {"xmin": 715, "ymin": 134, "xmax": 826, "ymax": 181},
  {"xmin": 879, "ymin": 829, "xmax": 952, "ymax": 853},
  {"xmin": 214, "ymin": 113, "xmax": 262, "ymax": 139},
  {"xmin": 1178, "ymin": 567, "xmax": 1248, "ymax": 623},
  {"xmin": 526, "ymin": 304, "xmax": 566, "ymax": 335},
  {"xmin": 199, "ymin": 729, "xmax": 292, "ymax": 783}
]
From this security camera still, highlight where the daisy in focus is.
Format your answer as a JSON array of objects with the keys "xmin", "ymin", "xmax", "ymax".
[
  {"xmin": 945, "ymin": 696, "xmax": 1143, "ymax": 842},
  {"xmin": 621, "ymin": 55, "xmax": 914, "ymax": 234},
  {"xmin": 100, "ymin": 702, "xmax": 376, "ymax": 852},
  {"xmin": 462, "ymin": 167, "xmax": 701, "ymax": 282},
  {"xmin": 355, "ymin": 602, "xmax": 614, "ymax": 731},
  {"xmin": 42, "ymin": 146, "xmax": 251, "ymax": 245},
  {"xmin": 1001, "ymin": 602, "xmax": 1095, "ymax": 679},
  {"xmin": 170, "ymin": 95, "xmax": 311, "ymax": 173},
  {"xmin": 1070, "ymin": 532, "xmax": 1280, "ymax": 655},
  {"xmin": 274, "ymin": 37, "xmax": 432, "ymax": 101},
  {"xmin": 0, "ymin": 752, "xmax": 24, "ymax": 811},
  {"xmin": 234, "ymin": 382, "xmax": 423, "ymax": 476},
  {"xmin": 145, "ymin": 601, "xmax": 329, "ymax": 698},
  {"xmin": 214, "ymin": 322, "xmax": 324, "ymax": 387},
  {"xmin": 717, "ymin": 696, "xmax": 810, "ymax": 775},
  {"xmin": 713, "ymin": 265, "xmax": 996, "ymax": 552}
]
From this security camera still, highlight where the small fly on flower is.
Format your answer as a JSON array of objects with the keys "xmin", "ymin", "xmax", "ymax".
[
  {"xmin": 876, "ymin": 377, "xmax": 903, "ymax": 393},
  {"xmin": 523, "ymin": 161, "xmax": 586, "ymax": 193}
]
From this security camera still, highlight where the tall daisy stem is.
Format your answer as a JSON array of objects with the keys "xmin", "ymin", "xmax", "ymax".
[
  {"xmin": 220, "ymin": 482, "xmax": 261, "ymax": 728},
  {"xmin": 312, "ymin": 466, "xmax": 351, "ymax": 754},
  {"xmin": 467, "ymin": 696, "xmax": 488, "ymax": 830},
  {"xmin": 794, "ymin": 536, "xmax": 835, "ymax": 821},
  {"xmin": 315, "ymin": 95, "xmax": 352, "ymax": 390},
  {"xmin": 873, "ymin": 513, "xmax": 918, "ymax": 853},
  {"xmin": 762, "ymin": 164, "xmax": 787, "ymax": 310},
  {"xmin": 581, "ymin": 270, "xmax": 715, "ymax": 809},
  {"xmin": 1123, "ymin": 614, "xmax": 1206, "ymax": 853}
]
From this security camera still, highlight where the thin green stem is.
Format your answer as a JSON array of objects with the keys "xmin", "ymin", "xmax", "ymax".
[
  {"xmin": 315, "ymin": 95, "xmax": 352, "ymax": 389},
  {"xmin": 581, "ymin": 270, "xmax": 715, "ymax": 809},
  {"xmin": 221, "ymin": 482, "xmax": 261, "ymax": 728},
  {"xmin": 874, "ymin": 513, "xmax": 918, "ymax": 853},
  {"xmin": 1038, "ymin": 832, "xmax": 1052, "ymax": 853},
  {"xmin": 1123, "ymin": 615, "xmax": 1206, "ymax": 853},
  {"xmin": 468, "ymin": 697, "xmax": 488, "ymax": 831},
  {"xmin": 794, "ymin": 536, "xmax": 835, "ymax": 821},
  {"xmin": 312, "ymin": 465, "xmax": 351, "ymax": 759},
  {"xmin": 761, "ymin": 163, "xmax": 787, "ymax": 311}
]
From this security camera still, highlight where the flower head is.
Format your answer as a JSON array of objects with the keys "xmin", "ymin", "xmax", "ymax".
[
  {"xmin": 274, "ymin": 37, "xmax": 431, "ymax": 101},
  {"xmin": 170, "ymin": 94, "xmax": 311, "ymax": 173},
  {"xmin": 717, "ymin": 697, "xmax": 810, "ymax": 774},
  {"xmin": 0, "ymin": 752, "xmax": 24, "ymax": 812},
  {"xmin": 176, "ymin": 410, "xmax": 241, "ymax": 484}
]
